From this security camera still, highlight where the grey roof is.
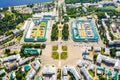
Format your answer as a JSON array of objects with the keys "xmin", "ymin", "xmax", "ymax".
[
  {"xmin": 115, "ymin": 51, "xmax": 120, "ymax": 57},
  {"xmin": 67, "ymin": 67, "xmax": 81, "ymax": 80},
  {"xmin": 2, "ymin": 76, "xmax": 8, "ymax": 80},
  {"xmin": 82, "ymin": 7, "xmax": 87, "ymax": 13},
  {"xmin": 42, "ymin": 66, "xmax": 56, "ymax": 75},
  {"xmin": 89, "ymin": 64, "xmax": 95, "ymax": 71},
  {"xmin": 105, "ymin": 48, "xmax": 110, "ymax": 54},
  {"xmin": 94, "ymin": 47, "xmax": 101, "ymax": 52},
  {"xmin": 63, "ymin": 76, "xmax": 69, "ymax": 80},
  {"xmin": 114, "ymin": 60, "xmax": 120, "ymax": 69},
  {"xmin": 77, "ymin": 60, "xmax": 89, "ymax": 67},
  {"xmin": 27, "ymin": 69, "xmax": 36, "ymax": 80},
  {"xmin": 97, "ymin": 54, "xmax": 116, "ymax": 64},
  {"xmin": 32, "ymin": 60, "xmax": 41, "ymax": 71},
  {"xmin": 19, "ymin": 58, "xmax": 29, "ymax": 65},
  {"xmin": 81, "ymin": 67, "xmax": 92, "ymax": 80},
  {"xmin": 62, "ymin": 67, "xmax": 68, "ymax": 75},
  {"xmin": 0, "ymin": 69, "xmax": 5, "ymax": 75},
  {"xmin": 97, "ymin": 54, "xmax": 120, "ymax": 69},
  {"xmin": 3, "ymin": 54, "xmax": 21, "ymax": 62}
]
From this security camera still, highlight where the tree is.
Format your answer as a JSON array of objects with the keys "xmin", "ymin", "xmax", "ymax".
[
  {"xmin": 41, "ymin": 44, "xmax": 46, "ymax": 49},
  {"xmin": 51, "ymin": 24, "xmax": 58, "ymax": 41},
  {"xmin": 93, "ymin": 54, "xmax": 98, "ymax": 62},
  {"xmin": 98, "ymin": 75, "xmax": 107, "ymax": 80},
  {"xmin": 34, "ymin": 44, "xmax": 41, "ymax": 48},
  {"xmin": 110, "ymin": 48, "xmax": 116, "ymax": 57},
  {"xmin": 62, "ymin": 24, "xmax": 69, "ymax": 40},
  {"xmin": 63, "ymin": 15, "xmax": 69, "ymax": 22},
  {"xmin": 5, "ymin": 49, "xmax": 11, "ymax": 54}
]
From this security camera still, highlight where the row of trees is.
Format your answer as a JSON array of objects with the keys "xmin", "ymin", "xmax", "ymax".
[
  {"xmin": 51, "ymin": 24, "xmax": 59, "ymax": 41},
  {"xmin": 62, "ymin": 24, "xmax": 69, "ymax": 40},
  {"xmin": 22, "ymin": 43, "xmax": 46, "ymax": 49}
]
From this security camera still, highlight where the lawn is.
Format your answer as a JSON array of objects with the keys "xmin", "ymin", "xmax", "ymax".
[
  {"xmin": 16, "ymin": 34, "xmax": 23, "ymax": 41},
  {"xmin": 31, "ymin": 30, "xmax": 37, "ymax": 38},
  {"xmin": 52, "ymin": 46, "xmax": 58, "ymax": 51},
  {"xmin": 62, "ymin": 46, "xmax": 67, "ymax": 51},
  {"xmin": 88, "ymin": 70, "xmax": 95, "ymax": 77},
  {"xmin": 61, "ymin": 52, "xmax": 68, "ymax": 59},
  {"xmin": 52, "ymin": 52, "xmax": 59, "ymax": 59},
  {"xmin": 40, "ymin": 22, "xmax": 46, "ymax": 28},
  {"xmin": 16, "ymin": 23, "xmax": 24, "ymax": 29},
  {"xmin": 38, "ymin": 30, "xmax": 44, "ymax": 38},
  {"xmin": 104, "ymin": 6, "xmax": 116, "ymax": 9}
]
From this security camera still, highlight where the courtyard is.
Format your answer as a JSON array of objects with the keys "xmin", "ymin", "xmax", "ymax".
[{"xmin": 72, "ymin": 19, "xmax": 99, "ymax": 41}]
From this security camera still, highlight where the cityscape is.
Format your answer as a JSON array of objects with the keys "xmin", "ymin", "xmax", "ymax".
[{"xmin": 0, "ymin": 0, "xmax": 120, "ymax": 80}]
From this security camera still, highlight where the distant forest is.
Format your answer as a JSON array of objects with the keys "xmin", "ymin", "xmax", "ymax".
[{"xmin": 65, "ymin": 0, "xmax": 102, "ymax": 4}]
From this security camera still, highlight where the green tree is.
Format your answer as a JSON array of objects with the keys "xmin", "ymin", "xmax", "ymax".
[
  {"xmin": 110, "ymin": 48, "xmax": 116, "ymax": 57},
  {"xmin": 93, "ymin": 54, "xmax": 98, "ymax": 62},
  {"xmin": 62, "ymin": 24, "xmax": 69, "ymax": 40}
]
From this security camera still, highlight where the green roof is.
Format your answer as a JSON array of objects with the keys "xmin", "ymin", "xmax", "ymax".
[
  {"xmin": 112, "ymin": 71, "xmax": 118, "ymax": 80},
  {"xmin": 10, "ymin": 72, "xmax": 16, "ymax": 79},
  {"xmin": 107, "ymin": 70, "xmax": 112, "ymax": 79},
  {"xmin": 36, "ymin": 76, "xmax": 42, "ymax": 80},
  {"xmin": 24, "ymin": 48, "xmax": 40, "ymax": 54},
  {"xmin": 97, "ymin": 67, "xmax": 105, "ymax": 72},
  {"xmin": 24, "ymin": 64, "xmax": 31, "ymax": 71}
]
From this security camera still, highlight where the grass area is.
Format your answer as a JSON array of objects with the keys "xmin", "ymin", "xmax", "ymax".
[
  {"xmin": 31, "ymin": 30, "xmax": 37, "ymax": 38},
  {"xmin": 104, "ymin": 6, "xmax": 116, "ymax": 9},
  {"xmin": 40, "ymin": 22, "xmax": 46, "ymax": 27},
  {"xmin": 38, "ymin": 30, "xmax": 44, "ymax": 38},
  {"xmin": 61, "ymin": 52, "xmax": 68, "ymax": 59},
  {"xmin": 52, "ymin": 46, "xmax": 58, "ymax": 51},
  {"xmin": 88, "ymin": 70, "xmax": 95, "ymax": 77},
  {"xmin": 16, "ymin": 34, "xmax": 23, "ymax": 41},
  {"xmin": 52, "ymin": 52, "xmax": 59, "ymax": 59},
  {"xmin": 62, "ymin": 46, "xmax": 67, "ymax": 51},
  {"xmin": 16, "ymin": 23, "xmax": 24, "ymax": 29}
]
